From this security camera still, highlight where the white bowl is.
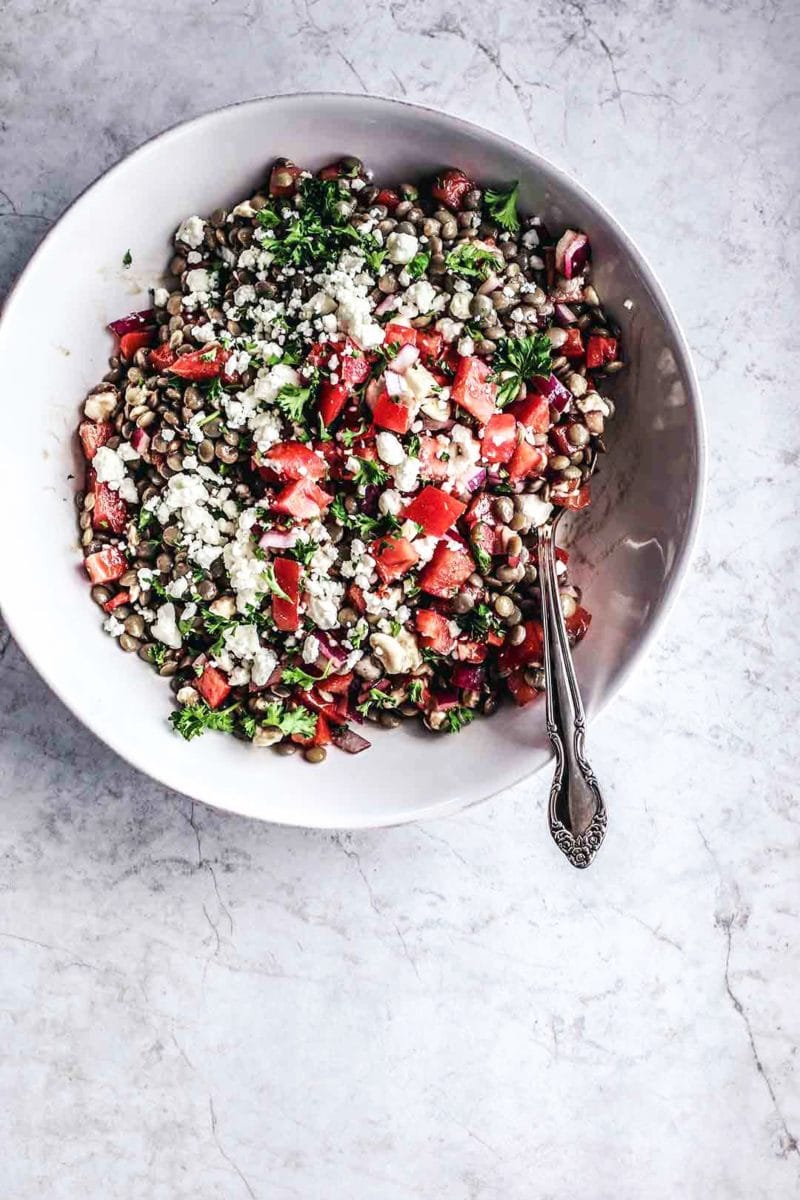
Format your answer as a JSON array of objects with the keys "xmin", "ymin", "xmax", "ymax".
[{"xmin": 0, "ymin": 94, "xmax": 704, "ymax": 828}]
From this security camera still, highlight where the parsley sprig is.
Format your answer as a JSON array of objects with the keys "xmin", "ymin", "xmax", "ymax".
[
  {"xmin": 444, "ymin": 706, "xmax": 477, "ymax": 734},
  {"xmin": 352, "ymin": 457, "xmax": 389, "ymax": 489},
  {"xmin": 484, "ymin": 181, "xmax": 520, "ymax": 232},
  {"xmin": 260, "ymin": 702, "xmax": 318, "ymax": 739},
  {"xmin": 444, "ymin": 242, "xmax": 502, "ymax": 280},
  {"xmin": 275, "ymin": 383, "xmax": 313, "ymax": 422},
  {"xmin": 171, "ymin": 701, "xmax": 239, "ymax": 740},
  {"xmin": 491, "ymin": 334, "xmax": 552, "ymax": 406}
]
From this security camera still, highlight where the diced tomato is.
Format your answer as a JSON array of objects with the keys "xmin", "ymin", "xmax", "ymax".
[
  {"xmin": 296, "ymin": 687, "xmax": 349, "ymax": 724},
  {"xmin": 318, "ymin": 381, "xmax": 350, "ymax": 426},
  {"xmin": 566, "ymin": 605, "xmax": 592, "ymax": 641},
  {"xmin": 384, "ymin": 323, "xmax": 417, "ymax": 349},
  {"xmin": 415, "ymin": 609, "xmax": 455, "ymax": 654},
  {"xmin": 481, "ymin": 413, "xmax": 517, "ymax": 464},
  {"xmin": 453, "ymin": 640, "xmax": 488, "ymax": 663},
  {"xmin": 418, "ymin": 544, "xmax": 475, "ymax": 598},
  {"xmin": 464, "ymin": 492, "xmax": 494, "ymax": 528},
  {"xmin": 553, "ymin": 483, "xmax": 591, "ymax": 510},
  {"xmin": 119, "ymin": 328, "xmax": 156, "ymax": 359},
  {"xmin": 92, "ymin": 482, "xmax": 128, "ymax": 533},
  {"xmin": 272, "ymin": 557, "xmax": 302, "ymax": 631},
  {"xmin": 102, "ymin": 590, "xmax": 130, "ymax": 613},
  {"xmin": 415, "ymin": 330, "xmax": 444, "ymax": 366},
  {"xmin": 507, "ymin": 669, "xmax": 538, "ymax": 706},
  {"xmin": 307, "ymin": 341, "xmax": 337, "ymax": 368},
  {"xmin": 372, "ymin": 535, "xmax": 420, "ymax": 583},
  {"xmin": 586, "ymin": 335, "xmax": 618, "ymax": 369},
  {"xmin": 511, "ymin": 392, "xmax": 550, "ymax": 433},
  {"xmin": 84, "ymin": 546, "xmax": 127, "ymax": 584},
  {"xmin": 318, "ymin": 161, "xmax": 347, "ymax": 181},
  {"xmin": 508, "ymin": 440, "xmax": 547, "ymax": 481},
  {"xmin": 431, "ymin": 167, "xmax": 473, "ymax": 211},
  {"xmin": 148, "ymin": 342, "xmax": 177, "ymax": 372},
  {"xmin": 272, "ymin": 479, "xmax": 333, "ymax": 520},
  {"xmin": 260, "ymin": 441, "xmax": 326, "ymax": 483},
  {"xmin": 322, "ymin": 671, "xmax": 353, "ymax": 696},
  {"xmin": 195, "ymin": 664, "xmax": 232, "ymax": 710},
  {"xmin": 311, "ymin": 438, "xmax": 347, "ymax": 480},
  {"xmin": 562, "ymin": 328, "xmax": 585, "ymax": 359},
  {"xmin": 346, "ymin": 583, "xmax": 366, "ymax": 613},
  {"xmin": 338, "ymin": 350, "xmax": 371, "ymax": 388},
  {"xmin": 78, "ymin": 420, "xmax": 112, "ymax": 461},
  {"xmin": 499, "ymin": 620, "xmax": 544, "ymax": 673},
  {"xmin": 291, "ymin": 710, "xmax": 330, "ymax": 747},
  {"xmin": 451, "ymin": 355, "xmax": 498, "ymax": 425},
  {"xmin": 169, "ymin": 345, "xmax": 224, "ymax": 380},
  {"xmin": 269, "ymin": 158, "xmax": 303, "ymax": 196},
  {"xmin": 373, "ymin": 391, "xmax": 412, "ymax": 434},
  {"xmin": 402, "ymin": 486, "xmax": 466, "ymax": 538},
  {"xmin": 375, "ymin": 188, "xmax": 400, "ymax": 211},
  {"xmin": 417, "ymin": 436, "xmax": 450, "ymax": 482}
]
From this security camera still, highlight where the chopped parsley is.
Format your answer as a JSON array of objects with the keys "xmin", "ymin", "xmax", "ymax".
[
  {"xmin": 288, "ymin": 538, "xmax": 319, "ymax": 567},
  {"xmin": 352, "ymin": 457, "xmax": 389, "ymax": 488},
  {"xmin": 275, "ymin": 383, "xmax": 313, "ymax": 422},
  {"xmin": 444, "ymin": 242, "xmax": 501, "ymax": 280},
  {"xmin": 471, "ymin": 541, "xmax": 492, "ymax": 575},
  {"xmin": 137, "ymin": 507, "xmax": 154, "ymax": 531},
  {"xmin": 457, "ymin": 602, "xmax": 503, "ymax": 640},
  {"xmin": 330, "ymin": 496, "xmax": 400, "ymax": 539},
  {"xmin": 408, "ymin": 680, "xmax": 424, "ymax": 704},
  {"xmin": 444, "ymin": 706, "xmax": 477, "ymax": 734},
  {"xmin": 170, "ymin": 701, "xmax": 239, "ymax": 741},
  {"xmin": 406, "ymin": 433, "xmax": 421, "ymax": 458},
  {"xmin": 148, "ymin": 644, "xmax": 167, "ymax": 668},
  {"xmin": 268, "ymin": 177, "xmax": 364, "ymax": 269},
  {"xmin": 281, "ymin": 663, "xmax": 330, "ymax": 689},
  {"xmin": 484, "ymin": 181, "xmax": 520, "ymax": 232},
  {"xmin": 491, "ymin": 334, "xmax": 552, "ymax": 406},
  {"xmin": 122, "ymin": 249, "xmax": 132, "ymax": 268},
  {"xmin": 357, "ymin": 686, "xmax": 395, "ymax": 716},
  {"xmin": 407, "ymin": 249, "xmax": 431, "ymax": 278},
  {"xmin": 340, "ymin": 421, "xmax": 369, "ymax": 448},
  {"xmin": 261, "ymin": 701, "xmax": 318, "ymax": 739}
]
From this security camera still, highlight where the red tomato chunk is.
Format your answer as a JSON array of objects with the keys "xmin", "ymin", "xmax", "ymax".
[
  {"xmin": 402, "ymin": 486, "xmax": 466, "ymax": 538},
  {"xmin": 195, "ymin": 664, "xmax": 232, "ymax": 709}
]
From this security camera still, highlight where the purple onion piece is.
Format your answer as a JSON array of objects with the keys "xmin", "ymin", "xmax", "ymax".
[
  {"xmin": 466, "ymin": 467, "xmax": 487, "ymax": 494},
  {"xmin": 554, "ymin": 303, "xmax": 578, "ymax": 326},
  {"xmin": 451, "ymin": 664, "xmax": 485, "ymax": 690},
  {"xmin": 431, "ymin": 689, "xmax": 460, "ymax": 711},
  {"xmin": 563, "ymin": 234, "xmax": 590, "ymax": 279},
  {"xmin": 316, "ymin": 632, "xmax": 348, "ymax": 665},
  {"xmin": 259, "ymin": 527, "xmax": 301, "ymax": 550},
  {"xmin": 530, "ymin": 372, "xmax": 572, "ymax": 412},
  {"xmin": 108, "ymin": 309, "xmax": 156, "ymax": 337},
  {"xmin": 332, "ymin": 728, "xmax": 371, "ymax": 754}
]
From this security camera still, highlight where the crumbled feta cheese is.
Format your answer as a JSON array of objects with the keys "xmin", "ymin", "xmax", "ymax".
[
  {"xmin": 386, "ymin": 231, "xmax": 419, "ymax": 265},
  {"xmin": 93, "ymin": 446, "xmax": 127, "ymax": 491},
  {"xmin": 185, "ymin": 268, "xmax": 213, "ymax": 294},
  {"xmin": 251, "ymin": 647, "xmax": 278, "ymax": 687},
  {"xmin": 153, "ymin": 287, "xmax": 169, "ymax": 308},
  {"xmin": 302, "ymin": 634, "xmax": 321, "ymax": 664},
  {"xmin": 104, "ymin": 615, "xmax": 124, "ymax": 637},
  {"xmin": 375, "ymin": 432, "xmax": 405, "ymax": 465},
  {"xmin": 413, "ymin": 535, "xmax": 439, "ymax": 564},
  {"xmin": 378, "ymin": 489, "xmax": 403, "ymax": 516},
  {"xmin": 391, "ymin": 456, "xmax": 420, "ymax": 493},
  {"xmin": 151, "ymin": 602, "xmax": 182, "ymax": 649},
  {"xmin": 192, "ymin": 321, "xmax": 217, "ymax": 344},
  {"xmin": 517, "ymin": 493, "xmax": 553, "ymax": 528},
  {"xmin": 402, "ymin": 279, "xmax": 435, "ymax": 314},
  {"xmin": 176, "ymin": 215, "xmax": 206, "ymax": 248}
]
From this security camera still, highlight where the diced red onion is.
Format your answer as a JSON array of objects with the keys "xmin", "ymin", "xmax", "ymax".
[
  {"xmin": 554, "ymin": 303, "xmax": 577, "ymax": 326},
  {"xmin": 130, "ymin": 427, "xmax": 151, "ymax": 455},
  {"xmin": 108, "ymin": 309, "xmax": 155, "ymax": 336},
  {"xmin": 530, "ymin": 372, "xmax": 572, "ymax": 412},
  {"xmin": 316, "ymin": 632, "xmax": 348, "ymax": 665},
  {"xmin": 466, "ymin": 467, "xmax": 487, "ymax": 493},
  {"xmin": 365, "ymin": 378, "xmax": 382, "ymax": 411},
  {"xmin": 374, "ymin": 294, "xmax": 399, "ymax": 316},
  {"xmin": 332, "ymin": 728, "xmax": 371, "ymax": 754},
  {"xmin": 259, "ymin": 527, "xmax": 301, "ymax": 550},
  {"xmin": 422, "ymin": 416, "xmax": 454, "ymax": 432},
  {"xmin": 392, "ymin": 344, "xmax": 419, "ymax": 373},
  {"xmin": 383, "ymin": 370, "xmax": 406, "ymax": 397},
  {"xmin": 431, "ymin": 689, "xmax": 460, "ymax": 711},
  {"xmin": 555, "ymin": 230, "xmax": 590, "ymax": 279},
  {"xmin": 452, "ymin": 664, "xmax": 485, "ymax": 690}
]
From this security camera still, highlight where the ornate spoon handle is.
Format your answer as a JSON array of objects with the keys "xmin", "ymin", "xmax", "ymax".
[{"xmin": 537, "ymin": 519, "xmax": 607, "ymax": 868}]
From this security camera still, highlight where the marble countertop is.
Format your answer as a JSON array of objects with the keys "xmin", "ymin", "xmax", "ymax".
[{"xmin": 1, "ymin": 1, "xmax": 799, "ymax": 1196}]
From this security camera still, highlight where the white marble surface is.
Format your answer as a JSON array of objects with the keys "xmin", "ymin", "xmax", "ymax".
[{"xmin": 1, "ymin": 1, "xmax": 799, "ymax": 1195}]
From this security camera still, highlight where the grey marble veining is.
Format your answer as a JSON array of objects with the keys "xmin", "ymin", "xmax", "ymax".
[{"xmin": 1, "ymin": 0, "xmax": 799, "ymax": 1196}]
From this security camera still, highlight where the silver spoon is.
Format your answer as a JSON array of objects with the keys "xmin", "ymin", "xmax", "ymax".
[{"xmin": 536, "ymin": 501, "xmax": 607, "ymax": 869}]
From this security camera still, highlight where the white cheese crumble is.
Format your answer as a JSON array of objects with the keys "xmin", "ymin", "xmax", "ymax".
[
  {"xmin": 151, "ymin": 602, "xmax": 182, "ymax": 650},
  {"xmin": 386, "ymin": 232, "xmax": 419, "ymax": 265},
  {"xmin": 176, "ymin": 216, "xmax": 206, "ymax": 249}
]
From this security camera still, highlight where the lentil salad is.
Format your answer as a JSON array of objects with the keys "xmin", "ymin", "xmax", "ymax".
[{"xmin": 76, "ymin": 156, "xmax": 622, "ymax": 764}]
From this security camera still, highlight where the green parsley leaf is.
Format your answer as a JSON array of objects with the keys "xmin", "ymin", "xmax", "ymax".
[
  {"xmin": 240, "ymin": 713, "xmax": 259, "ymax": 739},
  {"xmin": 122, "ymin": 249, "xmax": 132, "ymax": 268},
  {"xmin": 340, "ymin": 421, "xmax": 368, "ymax": 448},
  {"xmin": 204, "ymin": 378, "xmax": 225, "ymax": 405},
  {"xmin": 444, "ymin": 706, "xmax": 477, "ymax": 734},
  {"xmin": 444, "ymin": 242, "xmax": 501, "ymax": 281},
  {"xmin": 148, "ymin": 644, "xmax": 167, "ymax": 668},
  {"xmin": 406, "ymin": 433, "xmax": 420, "ymax": 458},
  {"xmin": 491, "ymin": 334, "xmax": 552, "ymax": 406},
  {"xmin": 260, "ymin": 703, "xmax": 318, "ymax": 739},
  {"xmin": 471, "ymin": 541, "xmax": 492, "ymax": 575},
  {"xmin": 353, "ymin": 457, "xmax": 389, "ymax": 489},
  {"xmin": 137, "ymin": 507, "xmax": 154, "ymax": 531},
  {"xmin": 275, "ymin": 383, "xmax": 312, "ymax": 423},
  {"xmin": 457, "ymin": 601, "xmax": 503, "ymax": 641},
  {"xmin": 484, "ymin": 181, "xmax": 520, "ymax": 232},
  {"xmin": 256, "ymin": 206, "xmax": 281, "ymax": 230},
  {"xmin": 262, "ymin": 563, "xmax": 291, "ymax": 602},
  {"xmin": 349, "ymin": 619, "xmax": 368, "ymax": 650},
  {"xmin": 406, "ymin": 250, "xmax": 431, "ymax": 279},
  {"xmin": 408, "ymin": 680, "xmax": 424, "ymax": 704},
  {"xmin": 281, "ymin": 664, "xmax": 325, "ymax": 690},
  {"xmin": 170, "ymin": 701, "xmax": 238, "ymax": 741},
  {"xmin": 289, "ymin": 538, "xmax": 319, "ymax": 567}
]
